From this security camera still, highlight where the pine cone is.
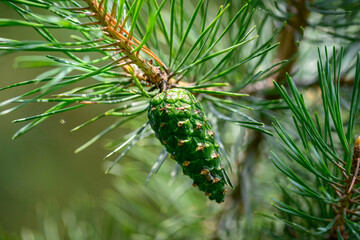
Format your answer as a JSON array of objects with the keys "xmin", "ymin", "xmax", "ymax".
[{"xmin": 148, "ymin": 88, "xmax": 227, "ymax": 203}]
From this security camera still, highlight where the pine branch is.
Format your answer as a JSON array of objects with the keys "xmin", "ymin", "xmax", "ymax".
[
  {"xmin": 271, "ymin": 47, "xmax": 360, "ymax": 239},
  {"xmin": 0, "ymin": 0, "xmax": 282, "ymax": 159}
]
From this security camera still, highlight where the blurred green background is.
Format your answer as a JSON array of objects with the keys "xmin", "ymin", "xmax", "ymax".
[{"xmin": 0, "ymin": 4, "xmax": 115, "ymax": 235}]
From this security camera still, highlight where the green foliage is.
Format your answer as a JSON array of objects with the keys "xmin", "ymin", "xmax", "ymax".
[
  {"xmin": 0, "ymin": 0, "xmax": 360, "ymax": 240},
  {"xmin": 270, "ymin": 47, "xmax": 360, "ymax": 239},
  {"xmin": 0, "ymin": 0, "xmax": 277, "ymax": 169},
  {"xmin": 260, "ymin": 0, "xmax": 360, "ymax": 42}
]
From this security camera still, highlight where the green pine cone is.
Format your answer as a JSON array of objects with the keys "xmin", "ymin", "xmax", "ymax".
[{"xmin": 148, "ymin": 88, "xmax": 227, "ymax": 203}]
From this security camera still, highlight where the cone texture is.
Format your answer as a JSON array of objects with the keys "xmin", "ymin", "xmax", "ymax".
[{"xmin": 148, "ymin": 88, "xmax": 227, "ymax": 203}]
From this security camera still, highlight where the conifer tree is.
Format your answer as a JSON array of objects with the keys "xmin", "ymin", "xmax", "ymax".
[{"xmin": 0, "ymin": 0, "xmax": 359, "ymax": 239}]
